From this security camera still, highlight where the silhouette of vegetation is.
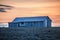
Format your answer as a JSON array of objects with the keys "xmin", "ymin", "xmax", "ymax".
[{"xmin": 0, "ymin": 27, "xmax": 60, "ymax": 40}]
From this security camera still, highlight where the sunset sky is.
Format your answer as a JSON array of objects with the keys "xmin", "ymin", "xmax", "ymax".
[{"xmin": 0, "ymin": 0, "xmax": 60, "ymax": 26}]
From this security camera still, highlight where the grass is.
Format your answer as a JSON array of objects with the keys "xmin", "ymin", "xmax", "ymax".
[{"xmin": 0, "ymin": 27, "xmax": 60, "ymax": 40}]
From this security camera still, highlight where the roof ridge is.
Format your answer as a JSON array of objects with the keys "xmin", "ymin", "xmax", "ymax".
[{"xmin": 15, "ymin": 16, "xmax": 48, "ymax": 18}]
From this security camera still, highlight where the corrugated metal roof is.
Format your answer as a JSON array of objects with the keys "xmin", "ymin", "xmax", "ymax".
[{"xmin": 12, "ymin": 16, "xmax": 51, "ymax": 22}]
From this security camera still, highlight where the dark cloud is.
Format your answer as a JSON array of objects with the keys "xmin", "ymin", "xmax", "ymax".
[
  {"xmin": 0, "ymin": 4, "xmax": 13, "ymax": 8},
  {"xmin": 0, "ymin": 8, "xmax": 6, "ymax": 12},
  {"xmin": 0, "ymin": 4, "xmax": 14, "ymax": 12}
]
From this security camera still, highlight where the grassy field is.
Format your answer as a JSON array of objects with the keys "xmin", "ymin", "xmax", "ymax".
[{"xmin": 0, "ymin": 27, "xmax": 60, "ymax": 40}]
